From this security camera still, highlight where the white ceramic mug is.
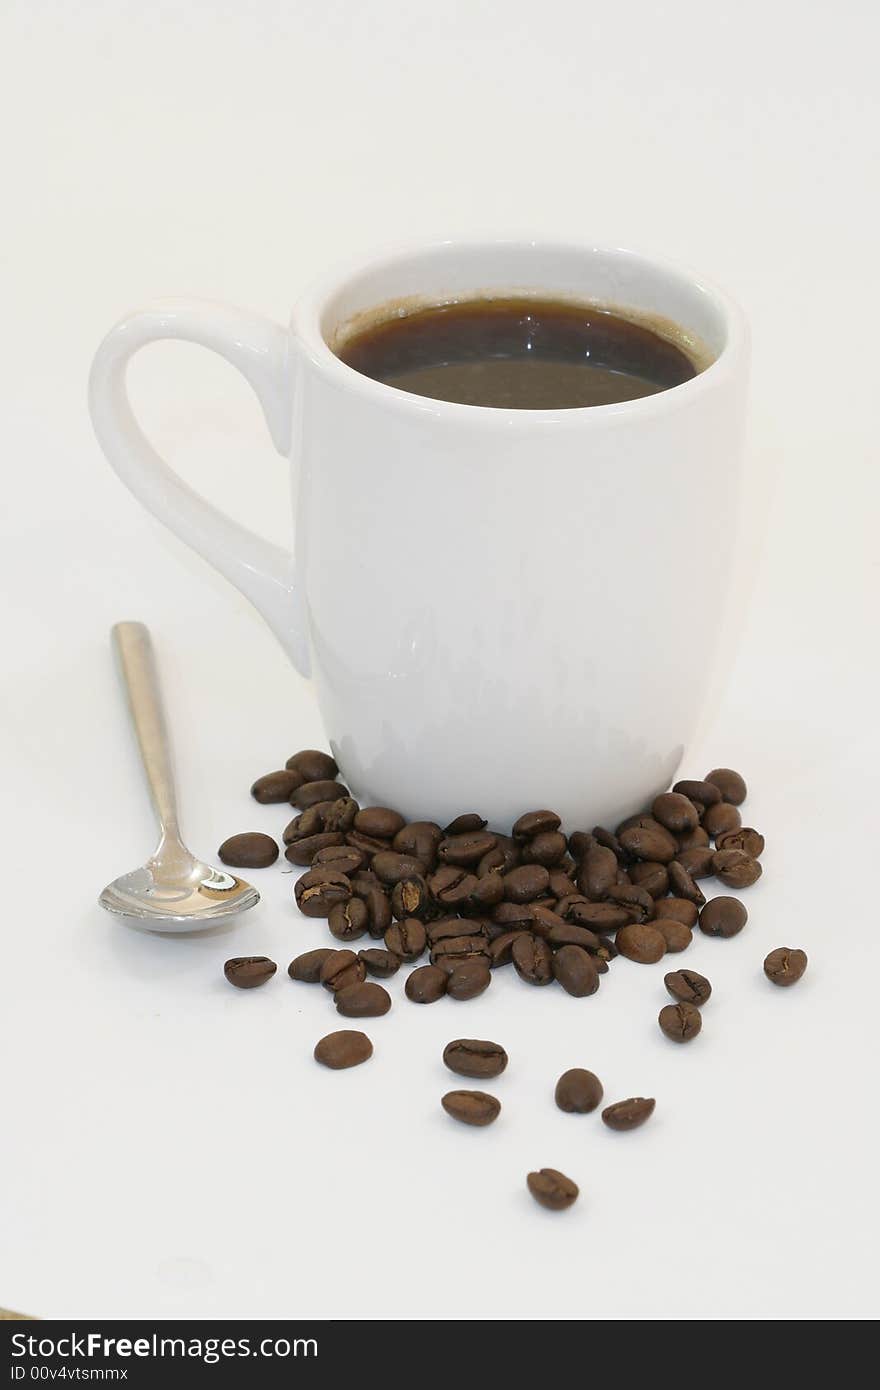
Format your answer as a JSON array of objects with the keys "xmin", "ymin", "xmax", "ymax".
[{"xmin": 89, "ymin": 239, "xmax": 749, "ymax": 828}]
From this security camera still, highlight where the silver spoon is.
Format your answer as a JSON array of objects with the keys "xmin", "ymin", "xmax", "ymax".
[{"xmin": 99, "ymin": 621, "xmax": 260, "ymax": 930}]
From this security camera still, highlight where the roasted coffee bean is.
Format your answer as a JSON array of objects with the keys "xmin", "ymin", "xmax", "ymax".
[
  {"xmin": 712, "ymin": 848, "xmax": 762, "ymax": 888},
  {"xmin": 548, "ymin": 868, "xmax": 576, "ymax": 898},
  {"xmin": 521, "ymin": 831, "xmax": 568, "ymax": 866},
  {"xmin": 286, "ymin": 749, "xmax": 339, "ymax": 782},
  {"xmin": 511, "ymin": 933, "xmax": 553, "ymax": 984},
  {"xmin": 384, "ymin": 918, "xmax": 427, "ymax": 961},
  {"xmin": 546, "ymin": 921, "xmax": 601, "ymax": 951},
  {"xmin": 357, "ymin": 947, "xmax": 400, "ymax": 979},
  {"xmin": 673, "ymin": 847, "xmax": 716, "ymax": 879},
  {"xmin": 503, "ymin": 864, "xmax": 551, "ymax": 903},
  {"xmin": 251, "ymin": 769, "xmax": 304, "ymax": 803},
  {"xmin": 346, "ymin": 829, "xmax": 393, "ymax": 856},
  {"xmin": 659, "ymin": 1000, "xmax": 702, "ymax": 1042},
  {"xmin": 319, "ymin": 950, "xmax": 366, "ymax": 994},
  {"xmin": 313, "ymin": 1029, "xmax": 372, "ymax": 1069},
  {"xmin": 553, "ymin": 945, "xmax": 600, "ymax": 997},
  {"xmin": 360, "ymin": 884, "xmax": 393, "ymax": 938},
  {"xmin": 351, "ymin": 869, "xmax": 382, "ymax": 891},
  {"xmin": 567, "ymin": 830, "xmax": 595, "ymax": 861},
  {"xmin": 618, "ymin": 824, "xmax": 678, "ymax": 863},
  {"xmin": 676, "ymin": 825, "xmax": 711, "ymax": 851},
  {"xmin": 442, "ymin": 1090, "xmax": 501, "ymax": 1126},
  {"xmin": 595, "ymin": 934, "xmax": 618, "ymax": 962},
  {"xmin": 715, "ymin": 826, "xmax": 765, "ymax": 857},
  {"xmin": 312, "ymin": 845, "xmax": 367, "ymax": 876},
  {"xmin": 431, "ymin": 935, "xmax": 492, "ymax": 966},
  {"xmin": 567, "ymin": 900, "xmax": 632, "ymax": 931},
  {"xmin": 426, "ymin": 917, "xmax": 486, "ymax": 945},
  {"xmin": 673, "ymin": 778, "xmax": 722, "ymax": 807},
  {"xmin": 652, "ymin": 918, "xmax": 693, "ymax": 953},
  {"xmin": 764, "ymin": 947, "xmax": 808, "ymax": 987},
  {"xmin": 328, "ymin": 898, "xmax": 369, "ymax": 942},
  {"xmin": 288, "ymin": 948, "xmax": 336, "ymax": 983},
  {"xmin": 391, "ymin": 874, "xmax": 433, "ymax": 921},
  {"xmin": 513, "ymin": 809, "xmax": 562, "ymax": 840},
  {"xmin": 665, "ymin": 969, "xmax": 712, "ymax": 1005},
  {"xmin": 462, "ymin": 871, "xmax": 505, "ymax": 913},
  {"xmin": 492, "ymin": 900, "xmax": 540, "ymax": 929},
  {"xmin": 335, "ymin": 981, "xmax": 392, "ymax": 1017},
  {"xmin": 372, "ymin": 851, "xmax": 425, "ymax": 885},
  {"xmin": 668, "ymin": 860, "xmax": 707, "ymax": 906},
  {"xmin": 405, "ymin": 964, "xmax": 448, "ymax": 1003},
  {"xmin": 429, "ymin": 865, "xmax": 480, "ymax": 908},
  {"xmin": 437, "ymin": 831, "xmax": 497, "ymax": 866},
  {"xmin": 291, "ymin": 779, "xmax": 350, "ymax": 810},
  {"xmin": 555, "ymin": 1068, "xmax": 603, "ymax": 1113},
  {"xmin": 284, "ymin": 832, "xmax": 345, "ymax": 866},
  {"xmin": 478, "ymin": 839, "xmax": 521, "ymax": 876},
  {"xmin": 218, "ymin": 832, "xmax": 278, "ymax": 868},
  {"xmin": 393, "ymin": 821, "xmax": 442, "ymax": 866},
  {"xmin": 705, "ymin": 767, "xmax": 747, "ymax": 805},
  {"xmin": 616, "ymin": 923, "xmax": 666, "ymax": 964},
  {"xmin": 443, "ymin": 813, "xmax": 487, "ymax": 835},
  {"xmin": 602, "ymin": 1097, "xmax": 655, "ymax": 1131},
  {"xmin": 446, "ymin": 959, "xmax": 491, "ymax": 1001},
  {"xmin": 591, "ymin": 826, "xmax": 629, "ymax": 863},
  {"xmin": 527, "ymin": 1169, "xmax": 578, "ymax": 1211},
  {"xmin": 443, "ymin": 1038, "xmax": 508, "ymax": 1078},
  {"xmin": 294, "ymin": 867, "xmax": 351, "ymax": 917},
  {"xmin": 224, "ymin": 956, "xmax": 276, "ymax": 988},
  {"xmin": 289, "ymin": 805, "xmax": 330, "ymax": 839},
  {"xmin": 528, "ymin": 904, "xmax": 568, "ymax": 939},
  {"xmin": 282, "ymin": 815, "xmax": 304, "ymax": 845},
  {"xmin": 605, "ymin": 884, "xmax": 654, "ymax": 922},
  {"xmin": 488, "ymin": 931, "xmax": 521, "ymax": 967},
  {"xmin": 353, "ymin": 806, "xmax": 406, "ymax": 840},
  {"xmin": 699, "ymin": 896, "xmax": 748, "ymax": 938},
  {"xmin": 656, "ymin": 898, "xmax": 699, "ymax": 928},
  {"xmin": 578, "ymin": 845, "xmax": 618, "ymax": 900},
  {"xmin": 629, "ymin": 861, "xmax": 670, "ymax": 898},
  {"xmin": 652, "ymin": 792, "xmax": 700, "ymax": 833},
  {"xmin": 322, "ymin": 797, "xmax": 359, "ymax": 833},
  {"xmin": 615, "ymin": 811, "xmax": 658, "ymax": 836},
  {"xmin": 702, "ymin": 802, "xmax": 742, "ymax": 837}
]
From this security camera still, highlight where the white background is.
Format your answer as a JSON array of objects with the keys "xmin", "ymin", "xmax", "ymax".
[{"xmin": 2, "ymin": 0, "xmax": 878, "ymax": 1321}]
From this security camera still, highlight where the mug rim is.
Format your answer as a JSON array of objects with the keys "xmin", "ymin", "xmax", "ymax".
[{"xmin": 291, "ymin": 236, "xmax": 749, "ymax": 426}]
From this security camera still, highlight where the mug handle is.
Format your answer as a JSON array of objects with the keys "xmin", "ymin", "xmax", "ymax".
[{"xmin": 88, "ymin": 301, "xmax": 310, "ymax": 677}]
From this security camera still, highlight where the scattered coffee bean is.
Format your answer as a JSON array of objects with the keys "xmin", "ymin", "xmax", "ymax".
[
  {"xmin": 591, "ymin": 826, "xmax": 629, "ymax": 863},
  {"xmin": 322, "ymin": 797, "xmax": 359, "ymax": 833},
  {"xmin": 511, "ymin": 932, "xmax": 554, "ymax": 984},
  {"xmin": 673, "ymin": 846, "xmax": 716, "ymax": 879},
  {"xmin": 357, "ymin": 948, "xmax": 400, "ymax": 979},
  {"xmin": 405, "ymin": 964, "xmax": 448, "ymax": 1003},
  {"xmin": 616, "ymin": 923, "xmax": 666, "ymax": 964},
  {"xmin": 294, "ymin": 867, "xmax": 351, "ymax": 917},
  {"xmin": 703, "ymin": 802, "xmax": 742, "ymax": 838},
  {"xmin": 328, "ymin": 897, "xmax": 369, "ymax": 942},
  {"xmin": 286, "ymin": 749, "xmax": 339, "ymax": 781},
  {"xmin": 218, "ymin": 832, "xmax": 278, "ymax": 869},
  {"xmin": 552, "ymin": 945, "xmax": 600, "ymax": 996},
  {"xmin": 764, "ymin": 947, "xmax": 808, "ymax": 987},
  {"xmin": 390, "ymin": 874, "xmax": 432, "ymax": 921},
  {"xmin": 659, "ymin": 1001, "xmax": 702, "ymax": 1042},
  {"xmin": 629, "ymin": 861, "xmax": 670, "ymax": 898},
  {"xmin": 251, "ymin": 769, "xmax": 303, "ymax": 803},
  {"xmin": 601, "ymin": 1097, "xmax": 655, "ymax": 1131},
  {"xmin": 429, "ymin": 864, "xmax": 480, "ymax": 908},
  {"xmin": 699, "ymin": 896, "xmax": 748, "ymax": 938},
  {"xmin": 513, "ymin": 810, "xmax": 562, "ymax": 840},
  {"xmin": 284, "ymin": 832, "xmax": 345, "ymax": 866},
  {"xmin": 521, "ymin": 830, "xmax": 568, "ymax": 866},
  {"xmin": 312, "ymin": 845, "xmax": 367, "ymax": 876},
  {"xmin": 313, "ymin": 1029, "xmax": 372, "ymax": 1069},
  {"xmin": 668, "ymin": 860, "xmax": 707, "ymax": 906},
  {"xmin": 488, "ymin": 931, "xmax": 521, "ymax": 967},
  {"xmin": 705, "ymin": 767, "xmax": 747, "ymax": 805},
  {"xmin": 393, "ymin": 821, "xmax": 442, "ymax": 865},
  {"xmin": 672, "ymin": 778, "xmax": 722, "ymax": 807},
  {"xmin": 224, "ymin": 956, "xmax": 276, "ymax": 988},
  {"xmin": 676, "ymin": 824, "xmax": 711, "ymax": 850},
  {"xmin": 715, "ymin": 826, "xmax": 765, "ymax": 857},
  {"xmin": 652, "ymin": 792, "xmax": 700, "ymax": 833},
  {"xmin": 503, "ymin": 864, "xmax": 551, "ymax": 903},
  {"xmin": 604, "ymin": 883, "xmax": 654, "ymax": 921},
  {"xmin": 347, "ymin": 829, "xmax": 393, "ymax": 857},
  {"xmin": 567, "ymin": 901, "xmax": 632, "ymax": 930},
  {"xmin": 353, "ymin": 806, "xmax": 406, "ymax": 840},
  {"xmin": 291, "ymin": 779, "xmax": 350, "ymax": 810},
  {"xmin": 384, "ymin": 918, "xmax": 427, "ymax": 961},
  {"xmin": 618, "ymin": 824, "xmax": 678, "ymax": 863},
  {"xmin": 431, "ymin": 935, "xmax": 492, "ymax": 967},
  {"xmin": 527, "ymin": 1169, "xmax": 578, "ymax": 1211},
  {"xmin": 656, "ymin": 898, "xmax": 699, "ymax": 928},
  {"xmin": 358, "ymin": 883, "xmax": 393, "ymax": 938},
  {"xmin": 288, "ymin": 948, "xmax": 335, "ymax": 983},
  {"xmin": 438, "ymin": 831, "xmax": 497, "ymax": 866},
  {"xmin": 335, "ymin": 981, "xmax": 392, "ymax": 1017},
  {"xmin": 712, "ymin": 848, "xmax": 762, "ymax": 888},
  {"xmin": 664, "ymin": 969, "xmax": 712, "ymax": 1005},
  {"xmin": 546, "ymin": 921, "xmax": 601, "ymax": 950},
  {"xmin": 442, "ymin": 1090, "xmax": 501, "ymax": 1126},
  {"xmin": 446, "ymin": 959, "xmax": 491, "ymax": 1001},
  {"xmin": 578, "ymin": 844, "xmax": 619, "ymax": 899},
  {"xmin": 444, "ymin": 813, "xmax": 487, "ymax": 835},
  {"xmin": 319, "ymin": 949, "xmax": 366, "ymax": 994},
  {"xmin": 652, "ymin": 918, "xmax": 693, "ymax": 953},
  {"xmin": 372, "ymin": 851, "xmax": 425, "ymax": 885},
  {"xmin": 443, "ymin": 1038, "xmax": 508, "ymax": 1078},
  {"xmin": 555, "ymin": 1068, "xmax": 603, "ymax": 1113}
]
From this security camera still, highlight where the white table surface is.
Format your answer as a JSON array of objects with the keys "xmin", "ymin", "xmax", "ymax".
[{"xmin": 2, "ymin": 0, "xmax": 878, "ymax": 1322}]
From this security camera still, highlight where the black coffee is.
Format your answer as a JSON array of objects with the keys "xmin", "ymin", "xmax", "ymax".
[{"xmin": 337, "ymin": 297, "xmax": 698, "ymax": 409}]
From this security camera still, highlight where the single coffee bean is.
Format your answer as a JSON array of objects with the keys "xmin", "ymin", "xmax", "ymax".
[
  {"xmin": 672, "ymin": 777, "xmax": 722, "ymax": 807},
  {"xmin": 712, "ymin": 848, "xmax": 762, "ymax": 888},
  {"xmin": 492, "ymin": 900, "xmax": 539, "ymax": 929},
  {"xmin": 652, "ymin": 918, "xmax": 693, "ymax": 953},
  {"xmin": 605, "ymin": 883, "xmax": 654, "ymax": 922},
  {"xmin": 446, "ymin": 959, "xmax": 491, "ymax": 1001},
  {"xmin": 705, "ymin": 767, "xmax": 747, "ymax": 805},
  {"xmin": 431, "ymin": 935, "xmax": 492, "ymax": 966},
  {"xmin": 578, "ymin": 844, "xmax": 619, "ymax": 900},
  {"xmin": 555, "ymin": 1068, "xmax": 603, "ymax": 1113},
  {"xmin": 313, "ymin": 1029, "xmax": 372, "ymax": 1069},
  {"xmin": 488, "ymin": 931, "xmax": 521, "ymax": 967},
  {"xmin": 286, "ymin": 748, "xmax": 339, "ymax": 782},
  {"xmin": 567, "ymin": 830, "xmax": 595, "ymax": 861},
  {"xmin": 616, "ymin": 923, "xmax": 666, "ymax": 964},
  {"xmin": 521, "ymin": 831, "xmax": 568, "ymax": 867},
  {"xmin": 764, "ymin": 947, "xmax": 808, "ymax": 987},
  {"xmin": 443, "ymin": 1038, "xmax": 508, "ymax": 1078},
  {"xmin": 462, "ymin": 871, "xmax": 505, "ymax": 913},
  {"xmin": 664, "ymin": 969, "xmax": 712, "ymax": 1005},
  {"xmin": 359, "ymin": 884, "xmax": 392, "ymax": 938},
  {"xmin": 372, "ymin": 851, "xmax": 425, "ymax": 885},
  {"xmin": 284, "ymin": 832, "xmax": 345, "ymax": 866},
  {"xmin": 702, "ymin": 802, "xmax": 742, "ymax": 838},
  {"xmin": 615, "ymin": 811, "xmax": 662, "ymax": 835},
  {"xmin": 567, "ymin": 900, "xmax": 632, "ymax": 931},
  {"xmin": 288, "ymin": 805, "xmax": 330, "ymax": 839},
  {"xmin": 527, "ymin": 904, "xmax": 567, "ymax": 938},
  {"xmin": 312, "ymin": 845, "xmax": 367, "ymax": 876},
  {"xmin": 346, "ymin": 829, "xmax": 393, "ymax": 857},
  {"xmin": 594, "ymin": 934, "xmax": 618, "ymax": 962},
  {"xmin": 699, "ymin": 896, "xmax": 748, "ymax": 938},
  {"xmin": 442, "ymin": 1090, "xmax": 501, "ymax": 1126},
  {"xmin": 426, "ymin": 916, "xmax": 486, "ymax": 945},
  {"xmin": 548, "ymin": 868, "xmax": 576, "ymax": 898},
  {"xmin": 552, "ymin": 945, "xmax": 600, "ymax": 997},
  {"xmin": 659, "ymin": 1001, "xmax": 702, "ymax": 1042},
  {"xmin": 652, "ymin": 792, "xmax": 700, "ymax": 833},
  {"xmin": 390, "ymin": 874, "xmax": 432, "ymax": 921},
  {"xmin": 656, "ymin": 897, "xmax": 699, "ymax": 928},
  {"xmin": 328, "ymin": 897, "xmax": 369, "ymax": 942},
  {"xmin": 629, "ymin": 861, "xmax": 670, "ymax": 898},
  {"xmin": 405, "ymin": 964, "xmax": 448, "ymax": 1003},
  {"xmin": 511, "ymin": 932, "xmax": 554, "ymax": 984},
  {"xmin": 357, "ymin": 947, "xmax": 400, "ymax": 979},
  {"xmin": 288, "ymin": 948, "xmax": 336, "ymax": 983},
  {"xmin": 673, "ymin": 846, "xmax": 716, "ymax": 879},
  {"xmin": 715, "ymin": 826, "xmax": 765, "ymax": 858},
  {"xmin": 527, "ymin": 1169, "xmax": 578, "ymax": 1211},
  {"xmin": 251, "ymin": 769, "xmax": 303, "ymax": 803},
  {"xmin": 601, "ymin": 1097, "xmax": 655, "ymax": 1131},
  {"xmin": 676, "ymin": 824, "xmax": 711, "ymax": 850},
  {"xmin": 353, "ymin": 806, "xmax": 406, "ymax": 840},
  {"xmin": 294, "ymin": 867, "xmax": 351, "ymax": 917},
  {"xmin": 546, "ymin": 921, "xmax": 601, "ymax": 950},
  {"xmin": 513, "ymin": 809, "xmax": 562, "ymax": 840},
  {"xmin": 668, "ymin": 860, "xmax": 707, "ymax": 906},
  {"xmin": 437, "ymin": 831, "xmax": 497, "ymax": 866},
  {"xmin": 503, "ymin": 864, "xmax": 551, "ymax": 903},
  {"xmin": 282, "ymin": 814, "xmax": 304, "ymax": 845},
  {"xmin": 618, "ymin": 824, "xmax": 678, "ymax": 863},
  {"xmin": 591, "ymin": 826, "xmax": 630, "ymax": 863},
  {"xmin": 322, "ymin": 797, "xmax": 359, "ymax": 833},
  {"xmin": 218, "ymin": 832, "xmax": 278, "ymax": 869},
  {"xmin": 478, "ymin": 840, "xmax": 521, "ymax": 876},
  {"xmin": 291, "ymin": 779, "xmax": 350, "ymax": 810},
  {"xmin": 351, "ymin": 868, "xmax": 381, "ymax": 890},
  {"xmin": 393, "ymin": 821, "xmax": 443, "ymax": 866},
  {"xmin": 319, "ymin": 949, "xmax": 366, "ymax": 993},
  {"xmin": 429, "ymin": 864, "xmax": 480, "ymax": 908},
  {"xmin": 224, "ymin": 956, "xmax": 276, "ymax": 988},
  {"xmin": 335, "ymin": 981, "xmax": 392, "ymax": 1017},
  {"xmin": 383, "ymin": 917, "xmax": 427, "ymax": 961},
  {"xmin": 443, "ymin": 813, "xmax": 487, "ymax": 835}
]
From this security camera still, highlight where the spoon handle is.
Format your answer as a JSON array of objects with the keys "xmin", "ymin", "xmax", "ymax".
[{"xmin": 112, "ymin": 622, "xmax": 181, "ymax": 840}]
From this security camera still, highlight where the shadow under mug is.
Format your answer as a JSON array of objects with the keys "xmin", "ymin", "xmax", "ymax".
[{"xmin": 89, "ymin": 238, "xmax": 749, "ymax": 828}]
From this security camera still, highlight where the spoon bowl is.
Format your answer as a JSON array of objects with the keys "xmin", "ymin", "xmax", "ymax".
[{"xmin": 100, "ymin": 857, "xmax": 260, "ymax": 931}]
